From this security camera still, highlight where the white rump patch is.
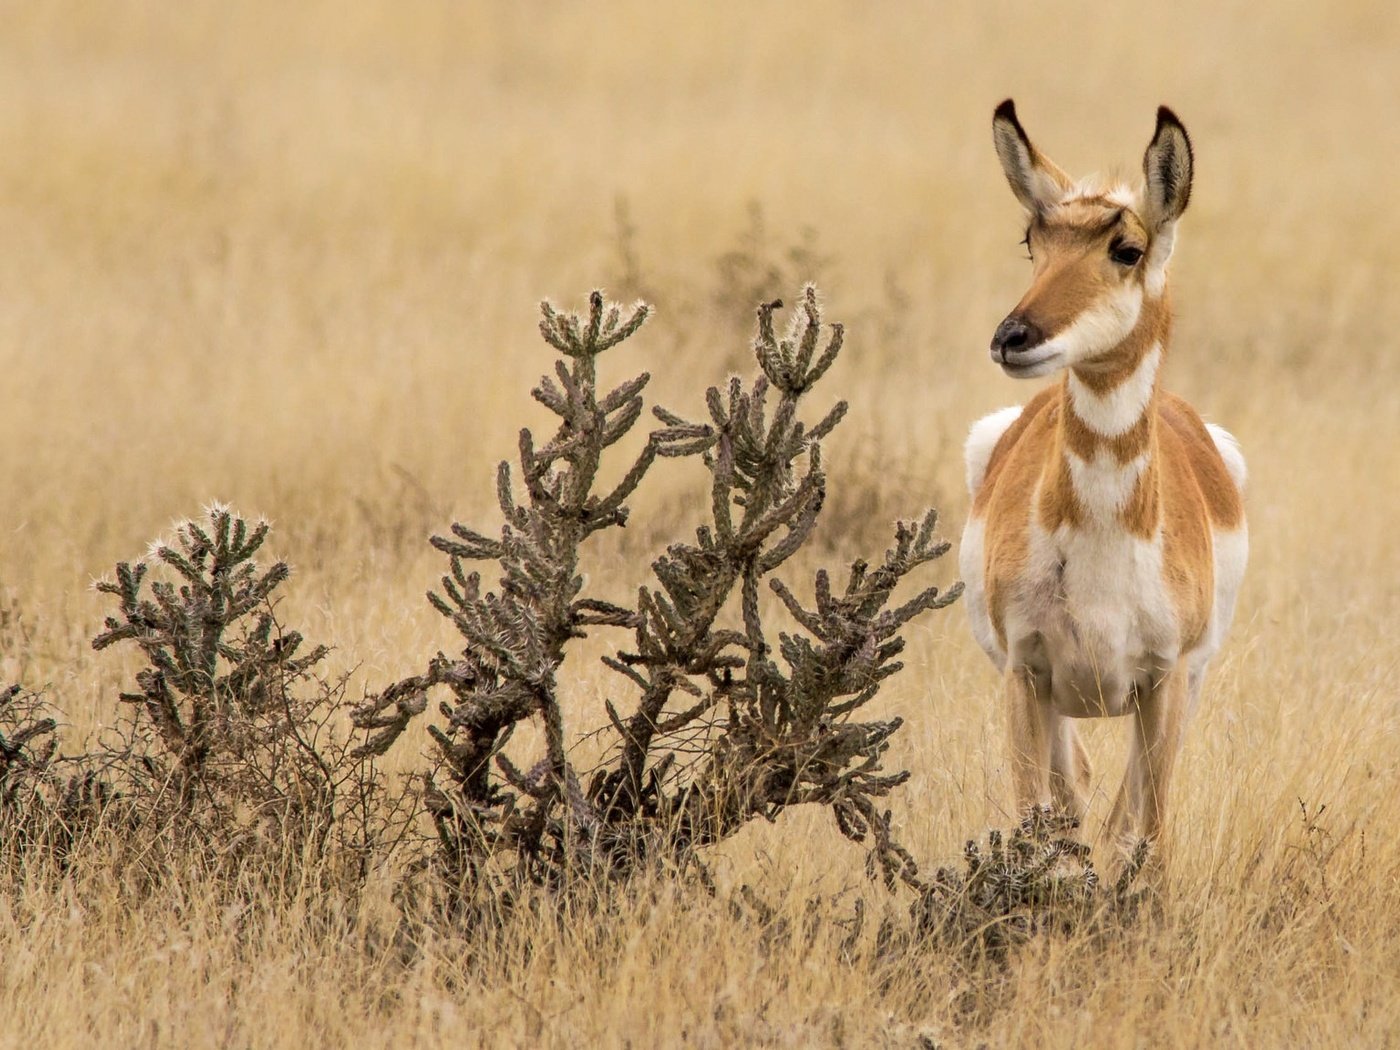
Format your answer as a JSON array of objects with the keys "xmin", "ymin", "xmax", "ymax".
[
  {"xmin": 964, "ymin": 405, "xmax": 1023, "ymax": 495},
  {"xmin": 1207, "ymin": 525, "xmax": 1249, "ymax": 651},
  {"xmin": 1205, "ymin": 423, "xmax": 1248, "ymax": 493},
  {"xmin": 959, "ymin": 516, "xmax": 1006, "ymax": 671},
  {"xmin": 1067, "ymin": 343, "xmax": 1162, "ymax": 437}
]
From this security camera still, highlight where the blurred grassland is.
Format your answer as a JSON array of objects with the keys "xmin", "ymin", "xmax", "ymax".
[{"xmin": 1, "ymin": 1, "xmax": 1399, "ymax": 1046}]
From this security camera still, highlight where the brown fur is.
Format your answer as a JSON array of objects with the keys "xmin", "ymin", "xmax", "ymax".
[{"xmin": 1159, "ymin": 396, "xmax": 1245, "ymax": 530}]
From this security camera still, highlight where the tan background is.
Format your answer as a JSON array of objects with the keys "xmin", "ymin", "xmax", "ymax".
[{"xmin": 2, "ymin": 2, "xmax": 1398, "ymax": 1045}]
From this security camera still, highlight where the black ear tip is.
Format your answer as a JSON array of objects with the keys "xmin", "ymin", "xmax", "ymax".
[
  {"xmin": 1156, "ymin": 105, "xmax": 1185, "ymax": 132},
  {"xmin": 994, "ymin": 98, "xmax": 1018, "ymax": 122}
]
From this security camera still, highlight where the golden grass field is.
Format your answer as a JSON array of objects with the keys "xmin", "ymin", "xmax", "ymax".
[{"xmin": 3, "ymin": 2, "xmax": 1400, "ymax": 1046}]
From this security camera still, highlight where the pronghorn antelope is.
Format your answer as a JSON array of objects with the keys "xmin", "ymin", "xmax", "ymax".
[{"xmin": 960, "ymin": 101, "xmax": 1248, "ymax": 866}]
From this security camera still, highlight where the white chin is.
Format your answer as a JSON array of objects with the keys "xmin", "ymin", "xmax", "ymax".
[{"xmin": 1000, "ymin": 352, "xmax": 1064, "ymax": 379}]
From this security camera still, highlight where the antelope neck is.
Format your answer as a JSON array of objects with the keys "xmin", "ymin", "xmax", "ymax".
[{"xmin": 1040, "ymin": 315, "xmax": 1167, "ymax": 537}]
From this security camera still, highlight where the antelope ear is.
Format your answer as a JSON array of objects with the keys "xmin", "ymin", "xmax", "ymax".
[
  {"xmin": 993, "ymin": 99, "xmax": 1072, "ymax": 214},
  {"xmin": 1142, "ymin": 106, "xmax": 1194, "ymax": 228}
]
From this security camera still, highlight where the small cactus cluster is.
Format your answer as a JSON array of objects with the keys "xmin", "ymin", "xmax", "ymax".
[
  {"xmin": 909, "ymin": 807, "xmax": 1148, "ymax": 964},
  {"xmin": 78, "ymin": 505, "xmax": 391, "ymax": 882},
  {"xmin": 93, "ymin": 509, "xmax": 327, "ymax": 805}
]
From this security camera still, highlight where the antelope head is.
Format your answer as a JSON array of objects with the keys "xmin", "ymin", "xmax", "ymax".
[{"xmin": 988, "ymin": 100, "xmax": 1194, "ymax": 379}]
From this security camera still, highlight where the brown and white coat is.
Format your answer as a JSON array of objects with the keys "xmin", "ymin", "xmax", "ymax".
[{"xmin": 960, "ymin": 101, "xmax": 1248, "ymax": 865}]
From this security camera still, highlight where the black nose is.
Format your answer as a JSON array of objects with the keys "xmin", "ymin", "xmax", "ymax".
[{"xmin": 990, "ymin": 316, "xmax": 1045, "ymax": 362}]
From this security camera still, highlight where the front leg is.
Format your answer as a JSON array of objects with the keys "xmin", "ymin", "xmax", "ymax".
[
  {"xmin": 1006, "ymin": 665, "xmax": 1054, "ymax": 814},
  {"xmin": 1137, "ymin": 663, "xmax": 1189, "ymax": 854},
  {"xmin": 1117, "ymin": 662, "xmax": 1189, "ymax": 879}
]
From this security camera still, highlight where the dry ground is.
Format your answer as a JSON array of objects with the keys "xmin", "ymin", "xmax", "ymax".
[{"xmin": 2, "ymin": 2, "xmax": 1399, "ymax": 1047}]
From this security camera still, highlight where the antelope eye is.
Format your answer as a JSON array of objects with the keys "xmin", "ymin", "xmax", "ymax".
[{"xmin": 1110, "ymin": 243, "xmax": 1144, "ymax": 266}]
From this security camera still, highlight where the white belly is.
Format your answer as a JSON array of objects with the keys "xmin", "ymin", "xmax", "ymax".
[
  {"xmin": 963, "ymin": 516, "xmax": 1248, "ymax": 717},
  {"xmin": 1009, "ymin": 522, "xmax": 1179, "ymax": 716}
]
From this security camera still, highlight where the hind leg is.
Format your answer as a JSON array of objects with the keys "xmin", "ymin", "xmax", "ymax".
[
  {"xmin": 1049, "ymin": 718, "xmax": 1093, "ymax": 825},
  {"xmin": 1106, "ymin": 725, "xmax": 1144, "ymax": 855}
]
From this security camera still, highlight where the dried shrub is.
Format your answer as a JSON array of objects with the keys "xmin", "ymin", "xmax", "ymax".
[
  {"xmin": 0, "ymin": 684, "xmax": 114, "ymax": 869},
  {"xmin": 0, "ymin": 592, "xmax": 37, "ymax": 679},
  {"xmin": 354, "ymin": 286, "xmax": 962, "ymax": 902},
  {"xmin": 0, "ymin": 684, "xmax": 61, "ymax": 858},
  {"xmin": 90, "ymin": 505, "xmax": 401, "ymax": 885},
  {"xmin": 608, "ymin": 205, "xmax": 931, "ymax": 555},
  {"xmin": 0, "ymin": 684, "xmax": 58, "ymax": 788},
  {"xmin": 722, "ymin": 809, "xmax": 1147, "ymax": 999},
  {"xmin": 712, "ymin": 203, "xmax": 832, "ymax": 335},
  {"xmin": 611, "ymin": 199, "xmax": 838, "ymax": 375}
]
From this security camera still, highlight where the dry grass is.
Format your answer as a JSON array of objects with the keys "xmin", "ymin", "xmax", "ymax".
[{"xmin": 2, "ymin": 1, "xmax": 1399, "ymax": 1046}]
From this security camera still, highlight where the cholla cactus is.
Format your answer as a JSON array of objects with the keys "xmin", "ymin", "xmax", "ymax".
[
  {"xmin": 356, "ymin": 286, "xmax": 962, "ymax": 892},
  {"xmin": 353, "ymin": 292, "xmax": 656, "ymax": 881},
  {"xmin": 0, "ymin": 684, "xmax": 114, "ymax": 867},
  {"xmin": 1, "ymin": 685, "xmax": 61, "ymax": 853},
  {"xmin": 909, "ymin": 807, "xmax": 1147, "ymax": 964},
  {"xmin": 0, "ymin": 684, "xmax": 58, "ymax": 783},
  {"xmin": 93, "ymin": 505, "xmax": 328, "ymax": 806},
  {"xmin": 90, "ymin": 505, "xmax": 389, "ymax": 880},
  {"xmin": 591, "ymin": 290, "xmax": 960, "ymax": 886}
]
